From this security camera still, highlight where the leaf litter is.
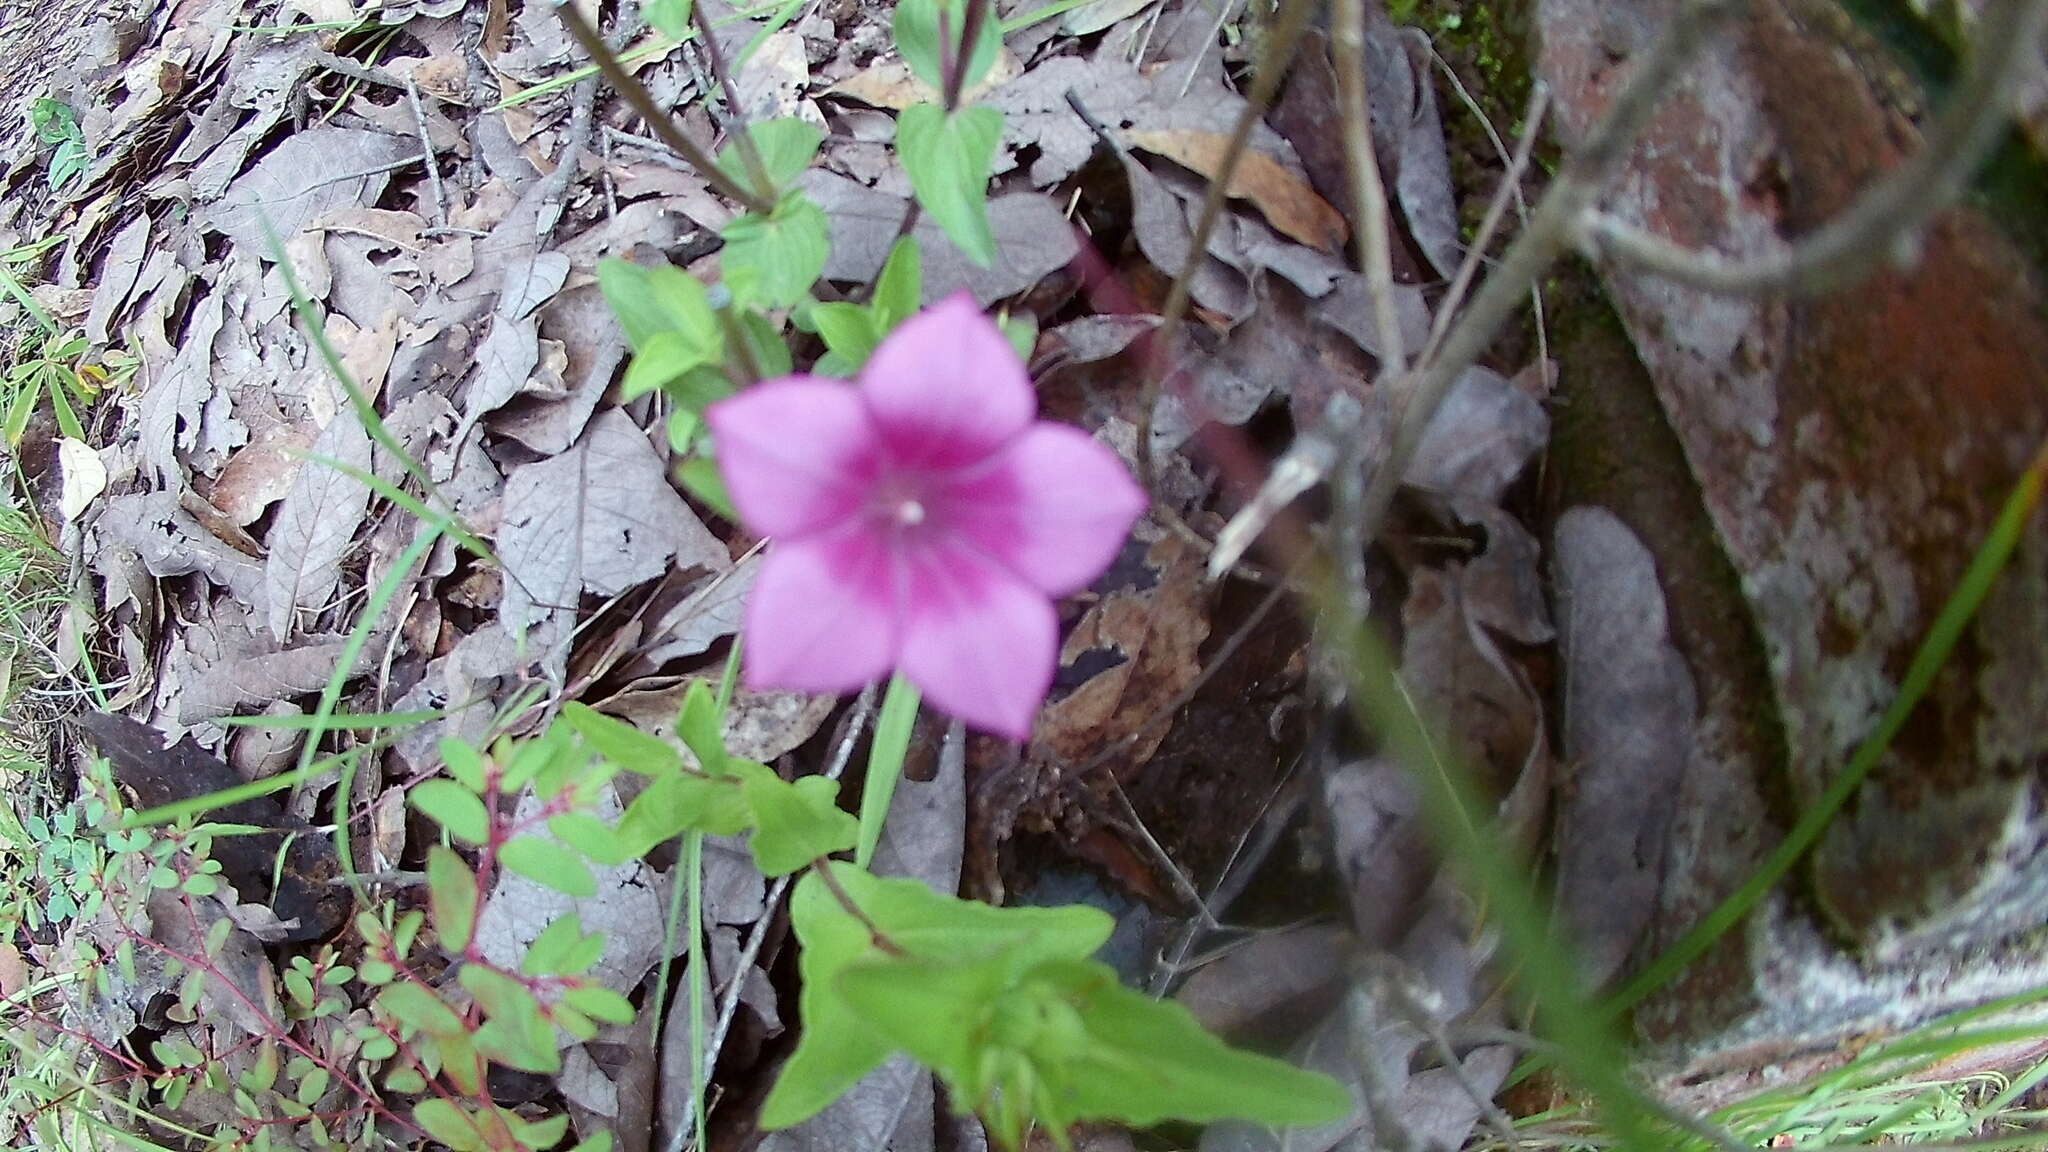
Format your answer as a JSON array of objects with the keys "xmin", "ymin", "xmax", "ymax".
[{"xmin": 5, "ymin": 0, "xmax": 1686, "ymax": 1147}]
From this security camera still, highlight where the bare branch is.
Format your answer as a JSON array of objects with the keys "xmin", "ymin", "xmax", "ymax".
[
  {"xmin": 1332, "ymin": 0, "xmax": 1408, "ymax": 379},
  {"xmin": 1579, "ymin": 0, "xmax": 2048, "ymax": 295}
]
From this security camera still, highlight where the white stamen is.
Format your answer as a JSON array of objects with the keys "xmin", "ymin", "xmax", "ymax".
[{"xmin": 895, "ymin": 499, "xmax": 926, "ymax": 526}]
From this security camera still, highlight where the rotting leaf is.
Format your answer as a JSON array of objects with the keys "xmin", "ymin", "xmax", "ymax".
[
  {"xmin": 1124, "ymin": 130, "xmax": 1348, "ymax": 253},
  {"xmin": 1551, "ymin": 507, "xmax": 1694, "ymax": 989},
  {"xmin": 498, "ymin": 409, "xmax": 729, "ymax": 637},
  {"xmin": 263, "ymin": 407, "xmax": 374, "ymax": 642},
  {"xmin": 202, "ymin": 127, "xmax": 416, "ymax": 249}
]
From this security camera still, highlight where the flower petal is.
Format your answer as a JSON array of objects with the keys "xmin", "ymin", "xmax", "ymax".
[
  {"xmin": 898, "ymin": 539, "xmax": 1057, "ymax": 741},
  {"xmin": 859, "ymin": 293, "xmax": 1034, "ymax": 469},
  {"xmin": 944, "ymin": 425, "xmax": 1147, "ymax": 596},
  {"xmin": 742, "ymin": 527, "xmax": 900, "ymax": 694},
  {"xmin": 707, "ymin": 377, "xmax": 880, "ymax": 538}
]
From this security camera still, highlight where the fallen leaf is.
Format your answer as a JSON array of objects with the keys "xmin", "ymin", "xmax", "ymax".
[
  {"xmin": 209, "ymin": 428, "xmax": 316, "ymax": 525},
  {"xmin": 263, "ymin": 408, "xmax": 374, "ymax": 642},
  {"xmin": 1551, "ymin": 507, "xmax": 1694, "ymax": 988},
  {"xmin": 96, "ymin": 490, "xmax": 268, "ymax": 608},
  {"xmin": 804, "ymin": 171, "xmax": 1079, "ymax": 305},
  {"xmin": 1125, "ymin": 130, "xmax": 1348, "ymax": 253},
  {"xmin": 1118, "ymin": 153, "xmax": 1249, "ymax": 320},
  {"xmin": 177, "ymin": 639, "xmax": 375, "ymax": 724},
  {"xmin": 475, "ymin": 789, "xmax": 671, "ymax": 993},
  {"xmin": 498, "ymin": 409, "xmax": 729, "ymax": 636},
  {"xmin": 1392, "ymin": 28, "xmax": 1461, "ymax": 278},
  {"xmin": 827, "ymin": 48, "xmax": 1023, "ymax": 111},
  {"xmin": 1062, "ymin": 0, "xmax": 1155, "ymax": 34},
  {"xmin": 86, "ymin": 215, "xmax": 152, "ymax": 344},
  {"xmin": 202, "ymin": 127, "xmax": 416, "ymax": 249},
  {"xmin": 57, "ymin": 438, "xmax": 108, "ymax": 523},
  {"xmin": 139, "ymin": 289, "xmax": 228, "ymax": 486},
  {"xmin": 1176, "ymin": 923, "xmax": 1350, "ymax": 1045},
  {"xmin": 1402, "ymin": 365, "xmax": 1549, "ymax": 503}
]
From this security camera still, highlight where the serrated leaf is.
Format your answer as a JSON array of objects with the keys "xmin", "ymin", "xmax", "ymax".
[
  {"xmin": 499, "ymin": 835, "xmax": 597, "ymax": 897},
  {"xmin": 716, "ymin": 118, "xmax": 825, "ymax": 193},
  {"xmin": 561, "ymin": 703, "xmax": 682, "ymax": 776},
  {"xmin": 897, "ymin": 104, "xmax": 1003, "ymax": 267},
  {"xmin": 735, "ymin": 763, "xmax": 857, "ymax": 877},
  {"xmin": 892, "ymin": 0, "xmax": 1001, "ymax": 93},
  {"xmin": 411, "ymin": 779, "xmax": 490, "ymax": 845},
  {"xmin": 759, "ymin": 865, "xmax": 1111, "ymax": 1129},
  {"xmin": 722, "ymin": 193, "xmax": 831, "ymax": 309},
  {"xmin": 427, "ymin": 845, "xmax": 478, "ymax": 954}
]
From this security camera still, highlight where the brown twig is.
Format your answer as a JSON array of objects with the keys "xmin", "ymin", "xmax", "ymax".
[
  {"xmin": 1580, "ymin": 0, "xmax": 2048, "ymax": 295},
  {"xmin": 812, "ymin": 856, "xmax": 906, "ymax": 956},
  {"xmin": 1136, "ymin": 0, "xmax": 1319, "ymax": 552},
  {"xmin": 405, "ymin": 78, "xmax": 450, "ymax": 229},
  {"xmin": 556, "ymin": 3, "xmax": 773, "ymax": 214},
  {"xmin": 1332, "ymin": 0, "xmax": 1407, "ymax": 381},
  {"xmin": 687, "ymin": 0, "xmax": 775, "ymax": 202}
]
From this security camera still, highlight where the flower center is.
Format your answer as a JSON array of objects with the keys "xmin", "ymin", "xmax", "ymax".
[{"xmin": 894, "ymin": 498, "xmax": 927, "ymax": 527}]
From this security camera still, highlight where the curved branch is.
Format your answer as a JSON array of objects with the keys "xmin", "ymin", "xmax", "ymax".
[{"xmin": 1579, "ymin": 0, "xmax": 2048, "ymax": 295}]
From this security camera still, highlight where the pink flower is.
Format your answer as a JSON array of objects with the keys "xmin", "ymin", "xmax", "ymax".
[{"xmin": 706, "ymin": 294, "xmax": 1146, "ymax": 739}]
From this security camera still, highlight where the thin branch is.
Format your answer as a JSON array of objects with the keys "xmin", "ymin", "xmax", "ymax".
[
  {"xmin": 1580, "ymin": 0, "xmax": 2048, "ymax": 294},
  {"xmin": 1331, "ymin": 0, "xmax": 1406, "ymax": 380},
  {"xmin": 556, "ymin": 3, "xmax": 774, "ymax": 214},
  {"xmin": 1418, "ymin": 82, "xmax": 1551, "ymax": 370},
  {"xmin": 1219, "ymin": 0, "xmax": 1739, "ymax": 581},
  {"xmin": 406, "ymin": 78, "xmax": 450, "ymax": 229},
  {"xmin": 940, "ymin": 0, "xmax": 997, "ymax": 111},
  {"xmin": 1138, "ymin": 0, "xmax": 1319, "ymax": 530},
  {"xmin": 688, "ymin": 0, "xmax": 775, "ymax": 202}
]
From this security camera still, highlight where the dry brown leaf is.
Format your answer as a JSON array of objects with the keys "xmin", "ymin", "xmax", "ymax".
[
  {"xmin": 498, "ymin": 409, "xmax": 729, "ymax": 635},
  {"xmin": 202, "ymin": 127, "xmax": 415, "ymax": 248},
  {"xmin": 263, "ymin": 408, "xmax": 374, "ymax": 642},
  {"xmin": 826, "ymin": 48, "xmax": 1023, "ymax": 111},
  {"xmin": 1124, "ymin": 130, "xmax": 1348, "ymax": 253}
]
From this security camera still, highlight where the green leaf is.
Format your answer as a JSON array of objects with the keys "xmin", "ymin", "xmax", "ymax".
[
  {"xmin": 414, "ymin": 1099, "xmax": 487, "ymax": 1152},
  {"xmin": 499, "ymin": 835, "xmax": 597, "ymax": 898},
  {"xmin": 721, "ymin": 193, "xmax": 831, "ymax": 309},
  {"xmin": 716, "ymin": 118, "xmax": 825, "ymax": 193},
  {"xmin": 621, "ymin": 330, "xmax": 717, "ymax": 401},
  {"xmin": 676, "ymin": 679, "xmax": 728, "ymax": 775},
  {"xmin": 411, "ymin": 779, "xmax": 490, "ymax": 845},
  {"xmin": 426, "ymin": 845, "xmax": 478, "ymax": 954},
  {"xmin": 598, "ymin": 258, "xmax": 720, "ymax": 355},
  {"xmin": 679, "ymin": 455, "xmax": 738, "ymax": 521},
  {"xmin": 440, "ymin": 738, "xmax": 489, "ymax": 791},
  {"xmin": 872, "ymin": 237, "xmax": 923, "ymax": 332},
  {"xmin": 759, "ymin": 865, "xmax": 1111, "ymax": 1129},
  {"xmin": 549, "ymin": 811, "xmax": 634, "ymax": 867},
  {"xmin": 1013, "ymin": 958, "xmax": 1353, "ymax": 1131},
  {"xmin": 463, "ymin": 965, "xmax": 561, "ymax": 1074},
  {"xmin": 735, "ymin": 763, "xmax": 858, "ymax": 876},
  {"xmin": 561, "ymin": 703, "xmax": 683, "ymax": 776},
  {"xmin": 1000, "ymin": 312, "xmax": 1038, "ymax": 362},
  {"xmin": 563, "ymin": 983, "xmax": 636, "ymax": 1025},
  {"xmin": 858, "ymin": 675, "xmax": 921, "ymax": 868},
  {"xmin": 893, "ymin": 0, "xmax": 1002, "ymax": 94},
  {"xmin": 614, "ymin": 771, "xmax": 752, "ymax": 854},
  {"xmin": 644, "ymin": 0, "xmax": 693, "ymax": 38},
  {"xmin": 897, "ymin": 104, "xmax": 1003, "ymax": 267},
  {"xmin": 810, "ymin": 302, "xmax": 881, "ymax": 370},
  {"xmin": 521, "ymin": 914, "xmax": 600, "ymax": 977},
  {"xmin": 376, "ymin": 981, "xmax": 467, "ymax": 1039}
]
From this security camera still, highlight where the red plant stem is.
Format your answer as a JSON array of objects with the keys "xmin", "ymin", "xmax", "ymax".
[{"xmin": 812, "ymin": 858, "xmax": 905, "ymax": 956}]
